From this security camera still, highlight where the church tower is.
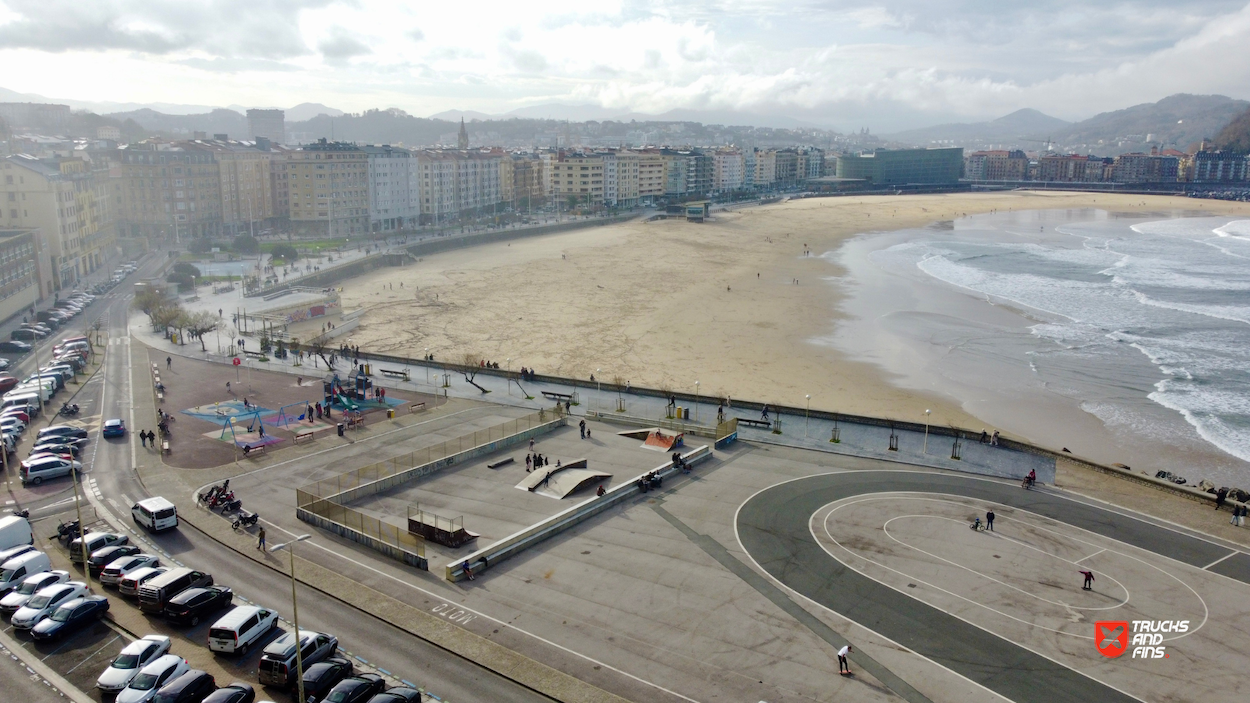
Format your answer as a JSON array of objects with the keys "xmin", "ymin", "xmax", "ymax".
[{"xmin": 458, "ymin": 117, "xmax": 469, "ymax": 149}]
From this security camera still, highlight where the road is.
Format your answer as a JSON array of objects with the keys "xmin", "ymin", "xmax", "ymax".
[
  {"xmin": 735, "ymin": 470, "xmax": 1250, "ymax": 703},
  {"xmin": 3, "ymin": 252, "xmax": 554, "ymax": 702}
]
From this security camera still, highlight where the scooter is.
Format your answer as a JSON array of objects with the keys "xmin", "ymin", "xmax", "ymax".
[
  {"xmin": 232, "ymin": 510, "xmax": 259, "ymax": 530},
  {"xmin": 10, "ymin": 508, "xmax": 29, "ymax": 519},
  {"xmin": 198, "ymin": 480, "xmax": 229, "ymax": 505},
  {"xmin": 57, "ymin": 403, "xmax": 80, "ymax": 417},
  {"xmin": 56, "ymin": 518, "xmax": 81, "ymax": 544},
  {"xmin": 218, "ymin": 497, "xmax": 242, "ymax": 514},
  {"xmin": 208, "ymin": 489, "xmax": 235, "ymax": 510}
]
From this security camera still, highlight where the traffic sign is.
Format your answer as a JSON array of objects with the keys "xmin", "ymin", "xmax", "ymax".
[{"xmin": 233, "ymin": 357, "xmax": 241, "ymax": 366}]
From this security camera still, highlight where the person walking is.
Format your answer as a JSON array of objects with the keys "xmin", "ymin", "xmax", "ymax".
[
  {"xmin": 837, "ymin": 644, "xmax": 853, "ymax": 674},
  {"xmin": 166, "ymin": 356, "xmax": 172, "ymax": 370},
  {"xmin": 579, "ymin": 419, "xmax": 586, "ymax": 439},
  {"xmin": 139, "ymin": 430, "xmax": 147, "ymax": 448},
  {"xmin": 525, "ymin": 454, "xmax": 533, "ymax": 472},
  {"xmin": 761, "ymin": 405, "xmax": 770, "ymax": 422},
  {"xmin": 986, "ymin": 508, "xmax": 995, "ymax": 532},
  {"xmin": 257, "ymin": 527, "xmax": 266, "ymax": 551},
  {"xmin": 991, "ymin": 430, "xmax": 1000, "ymax": 446}
]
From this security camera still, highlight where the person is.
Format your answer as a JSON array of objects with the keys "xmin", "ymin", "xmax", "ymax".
[
  {"xmin": 526, "ymin": 454, "xmax": 532, "ymax": 472},
  {"xmin": 586, "ymin": 428, "xmax": 591, "ymax": 439},
  {"xmin": 579, "ymin": 419, "xmax": 586, "ymax": 439},
  {"xmin": 596, "ymin": 485, "xmax": 606, "ymax": 497},
  {"xmin": 1081, "ymin": 569, "xmax": 1095, "ymax": 590},
  {"xmin": 296, "ymin": 377, "xmax": 302, "ymax": 387},
  {"xmin": 971, "ymin": 517, "xmax": 982, "ymax": 531},
  {"xmin": 564, "ymin": 399, "xmax": 571, "ymax": 413},
  {"xmin": 761, "ymin": 405, "xmax": 770, "ymax": 422},
  {"xmin": 139, "ymin": 430, "xmax": 147, "ymax": 448},
  {"xmin": 258, "ymin": 423, "xmax": 265, "ymax": 438},
  {"xmin": 257, "ymin": 526, "xmax": 266, "ymax": 551},
  {"xmin": 529, "ymin": 438, "xmax": 535, "ymax": 452},
  {"xmin": 226, "ymin": 381, "xmax": 231, "ymax": 392},
  {"xmin": 1231, "ymin": 504, "xmax": 1242, "ymax": 526},
  {"xmin": 1027, "ymin": 469, "xmax": 1036, "ymax": 487},
  {"xmin": 462, "ymin": 560, "xmax": 475, "ymax": 581},
  {"xmin": 166, "ymin": 356, "xmax": 172, "ymax": 369},
  {"xmin": 1216, "ymin": 488, "xmax": 1227, "ymax": 510},
  {"xmin": 986, "ymin": 509, "xmax": 995, "ymax": 532},
  {"xmin": 991, "ymin": 430, "xmax": 1000, "ymax": 446},
  {"xmin": 837, "ymin": 644, "xmax": 852, "ymax": 674},
  {"xmin": 980, "ymin": 429, "xmax": 989, "ymax": 444},
  {"xmin": 717, "ymin": 405, "xmax": 724, "ymax": 423}
]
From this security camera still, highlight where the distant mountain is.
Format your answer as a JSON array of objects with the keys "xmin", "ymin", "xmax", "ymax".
[
  {"xmin": 428, "ymin": 109, "xmax": 498, "ymax": 122},
  {"xmin": 105, "ymin": 108, "xmax": 248, "ymax": 138},
  {"xmin": 285, "ymin": 103, "xmax": 344, "ymax": 122},
  {"xmin": 887, "ymin": 108, "xmax": 1071, "ymax": 145},
  {"xmin": 1056, "ymin": 94, "xmax": 1250, "ymax": 153},
  {"xmin": 1214, "ymin": 105, "xmax": 1250, "ymax": 152}
]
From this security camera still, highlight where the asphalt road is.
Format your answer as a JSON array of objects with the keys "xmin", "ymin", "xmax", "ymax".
[
  {"xmin": 735, "ymin": 471, "xmax": 1244, "ymax": 703},
  {"xmin": 38, "ymin": 253, "xmax": 553, "ymax": 703}
]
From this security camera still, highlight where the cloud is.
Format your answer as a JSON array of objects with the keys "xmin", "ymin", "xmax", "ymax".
[
  {"xmin": 407, "ymin": 27, "xmax": 424, "ymax": 41},
  {"xmin": 318, "ymin": 27, "xmax": 371, "ymax": 61}
]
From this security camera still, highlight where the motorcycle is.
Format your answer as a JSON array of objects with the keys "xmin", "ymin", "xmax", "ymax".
[
  {"xmin": 232, "ymin": 510, "xmax": 259, "ymax": 530},
  {"xmin": 218, "ymin": 497, "xmax": 242, "ymax": 514},
  {"xmin": 198, "ymin": 480, "xmax": 229, "ymax": 505},
  {"xmin": 208, "ymin": 489, "xmax": 235, "ymax": 510},
  {"xmin": 57, "ymin": 403, "xmax": 80, "ymax": 417},
  {"xmin": 56, "ymin": 518, "xmax": 81, "ymax": 545},
  {"xmin": 10, "ymin": 508, "xmax": 29, "ymax": 519}
]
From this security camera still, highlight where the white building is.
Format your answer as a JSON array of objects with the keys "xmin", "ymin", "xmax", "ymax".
[
  {"xmin": 712, "ymin": 149, "xmax": 745, "ymax": 192},
  {"xmin": 362, "ymin": 145, "xmax": 419, "ymax": 232}
]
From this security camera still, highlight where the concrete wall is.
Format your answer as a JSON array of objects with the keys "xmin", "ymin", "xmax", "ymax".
[{"xmin": 296, "ymin": 508, "xmax": 429, "ymax": 569}]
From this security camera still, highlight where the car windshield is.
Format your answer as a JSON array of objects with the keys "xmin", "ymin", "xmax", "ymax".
[
  {"xmin": 130, "ymin": 672, "xmax": 160, "ymax": 690},
  {"xmin": 50, "ymin": 605, "xmax": 74, "ymax": 621},
  {"xmin": 26, "ymin": 594, "xmax": 52, "ymax": 608},
  {"xmin": 327, "ymin": 691, "xmax": 354, "ymax": 703},
  {"xmin": 113, "ymin": 653, "xmax": 141, "ymax": 669},
  {"xmin": 0, "ymin": 568, "xmax": 16, "ymax": 580}
]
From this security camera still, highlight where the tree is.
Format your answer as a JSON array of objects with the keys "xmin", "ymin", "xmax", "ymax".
[
  {"xmin": 270, "ymin": 243, "xmax": 298, "ymax": 262},
  {"xmin": 1215, "ymin": 105, "xmax": 1250, "ymax": 153},
  {"xmin": 149, "ymin": 303, "xmax": 183, "ymax": 336},
  {"xmin": 188, "ymin": 237, "xmax": 213, "ymax": 253},
  {"xmin": 171, "ymin": 310, "xmax": 193, "ymax": 345},
  {"xmin": 184, "ymin": 311, "xmax": 220, "ymax": 351},
  {"xmin": 459, "ymin": 352, "xmax": 489, "ymax": 393},
  {"xmin": 232, "ymin": 234, "xmax": 260, "ymax": 254},
  {"xmin": 132, "ymin": 289, "xmax": 166, "ymax": 314},
  {"xmin": 172, "ymin": 262, "xmax": 201, "ymax": 277}
]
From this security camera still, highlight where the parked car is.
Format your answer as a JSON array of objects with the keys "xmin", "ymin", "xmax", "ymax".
[
  {"xmin": 151, "ymin": 669, "xmax": 216, "ymax": 703},
  {"xmin": 366, "ymin": 687, "xmax": 423, "ymax": 703},
  {"xmin": 163, "ymin": 585, "xmax": 232, "ymax": 626},
  {"xmin": 116, "ymin": 654, "xmax": 190, "ymax": 703},
  {"xmin": 68, "ymin": 532, "xmax": 128, "ymax": 561},
  {"xmin": 87, "ymin": 544, "xmax": 142, "ymax": 577},
  {"xmin": 100, "ymin": 554, "xmax": 160, "ymax": 586},
  {"xmin": 30, "ymin": 441, "xmax": 82, "ymax": 458},
  {"xmin": 31, "ymin": 594, "xmax": 109, "ymax": 640},
  {"xmin": 0, "ymin": 569, "xmax": 69, "ymax": 614},
  {"xmin": 11, "ymin": 328, "xmax": 45, "ymax": 341},
  {"xmin": 0, "ymin": 341, "xmax": 32, "ymax": 353},
  {"xmin": 103, "ymin": 418, "xmax": 127, "ymax": 438},
  {"xmin": 201, "ymin": 682, "xmax": 255, "ymax": 703},
  {"xmin": 300, "ymin": 658, "xmax": 354, "ymax": 703},
  {"xmin": 37, "ymin": 425, "xmax": 89, "ymax": 441},
  {"xmin": 19, "ymin": 455, "xmax": 81, "ymax": 485},
  {"xmin": 10, "ymin": 581, "xmax": 87, "ymax": 629},
  {"xmin": 322, "ymin": 674, "xmax": 384, "ymax": 703},
  {"xmin": 258, "ymin": 630, "xmax": 338, "ymax": 688},
  {"xmin": 0, "ymin": 375, "xmax": 17, "ymax": 393},
  {"xmin": 97, "ymin": 635, "xmax": 172, "ymax": 692},
  {"xmin": 120, "ymin": 567, "xmax": 169, "ymax": 598},
  {"xmin": 207, "ymin": 605, "xmax": 278, "ymax": 655}
]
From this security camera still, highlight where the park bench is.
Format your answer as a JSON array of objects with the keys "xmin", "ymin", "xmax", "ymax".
[
  {"xmin": 243, "ymin": 350, "xmax": 263, "ymax": 359},
  {"xmin": 487, "ymin": 457, "xmax": 514, "ymax": 469},
  {"xmin": 379, "ymin": 368, "xmax": 410, "ymax": 381},
  {"xmin": 161, "ymin": 440, "xmax": 170, "ymax": 454},
  {"xmin": 541, "ymin": 390, "xmax": 573, "ymax": 402},
  {"xmin": 735, "ymin": 417, "xmax": 771, "ymax": 428},
  {"xmin": 409, "ymin": 402, "xmax": 426, "ymax": 413},
  {"xmin": 241, "ymin": 443, "xmax": 267, "ymax": 456},
  {"xmin": 293, "ymin": 429, "xmax": 316, "ymax": 444},
  {"xmin": 156, "ymin": 390, "xmax": 165, "ymax": 402}
]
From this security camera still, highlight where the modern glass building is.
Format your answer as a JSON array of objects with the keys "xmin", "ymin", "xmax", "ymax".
[{"xmin": 836, "ymin": 147, "xmax": 964, "ymax": 186}]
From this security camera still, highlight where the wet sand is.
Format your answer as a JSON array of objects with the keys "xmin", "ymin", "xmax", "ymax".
[{"xmin": 338, "ymin": 192, "xmax": 1250, "ymax": 438}]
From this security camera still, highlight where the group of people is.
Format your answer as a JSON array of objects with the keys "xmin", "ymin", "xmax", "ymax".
[
  {"xmin": 479, "ymin": 360, "xmax": 502, "ymax": 369},
  {"xmin": 519, "ymin": 367, "xmax": 537, "ymax": 381},
  {"xmin": 138, "ymin": 428, "xmax": 160, "ymax": 447},
  {"xmin": 671, "ymin": 451, "xmax": 690, "ymax": 474},
  {"xmin": 525, "ymin": 452, "xmax": 549, "ymax": 472},
  {"xmin": 578, "ymin": 419, "xmax": 592, "ymax": 440},
  {"xmin": 979, "ymin": 429, "xmax": 1001, "ymax": 446},
  {"xmin": 637, "ymin": 471, "xmax": 663, "ymax": 492}
]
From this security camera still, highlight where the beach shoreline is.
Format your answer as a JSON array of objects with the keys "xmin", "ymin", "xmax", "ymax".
[{"xmin": 336, "ymin": 191, "xmax": 1250, "ymax": 470}]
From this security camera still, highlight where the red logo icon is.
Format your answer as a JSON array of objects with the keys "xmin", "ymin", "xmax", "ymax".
[
  {"xmin": 233, "ymin": 358, "xmax": 241, "ymax": 366},
  {"xmin": 1095, "ymin": 621, "xmax": 1129, "ymax": 658}
]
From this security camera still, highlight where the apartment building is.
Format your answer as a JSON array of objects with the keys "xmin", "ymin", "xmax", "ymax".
[
  {"xmin": 1035, "ymin": 154, "xmax": 1108, "ymax": 182},
  {"xmin": 362, "ymin": 145, "xmax": 419, "ymax": 232},
  {"xmin": 637, "ymin": 151, "xmax": 667, "ymax": 201},
  {"xmin": 1191, "ymin": 150, "xmax": 1249, "ymax": 182},
  {"xmin": 601, "ymin": 150, "xmax": 639, "ymax": 208},
  {"xmin": 753, "ymin": 149, "xmax": 777, "ymax": 187},
  {"xmin": 964, "ymin": 150, "xmax": 1029, "ymax": 181},
  {"xmin": 3, "ymin": 153, "xmax": 116, "ymax": 293},
  {"xmin": 1111, "ymin": 152, "xmax": 1179, "ymax": 183},
  {"xmin": 712, "ymin": 149, "xmax": 745, "ymax": 192},
  {"xmin": 550, "ymin": 152, "xmax": 605, "ymax": 208},
  {"xmin": 0, "ymin": 228, "xmax": 42, "ymax": 319},
  {"xmin": 288, "ymin": 138, "xmax": 369, "ymax": 236},
  {"xmin": 246, "ymin": 109, "xmax": 286, "ymax": 144},
  {"xmin": 197, "ymin": 139, "xmax": 277, "ymax": 233},
  {"xmin": 414, "ymin": 150, "xmax": 505, "ymax": 223},
  {"xmin": 509, "ymin": 155, "xmax": 545, "ymax": 210},
  {"xmin": 117, "ymin": 141, "xmax": 221, "ymax": 240}
]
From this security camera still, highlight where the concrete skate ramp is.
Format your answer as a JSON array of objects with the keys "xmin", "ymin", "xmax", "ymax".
[
  {"xmin": 616, "ymin": 428, "xmax": 656, "ymax": 440},
  {"xmin": 515, "ymin": 459, "xmax": 610, "ymax": 498},
  {"xmin": 643, "ymin": 430, "xmax": 683, "ymax": 451}
]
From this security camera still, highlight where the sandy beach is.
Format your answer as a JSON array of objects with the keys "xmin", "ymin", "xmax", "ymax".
[{"xmin": 338, "ymin": 191, "xmax": 1250, "ymax": 439}]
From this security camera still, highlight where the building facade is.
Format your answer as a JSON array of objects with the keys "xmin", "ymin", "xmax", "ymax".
[
  {"xmin": 0, "ymin": 228, "xmax": 41, "ymax": 319},
  {"xmin": 965, "ymin": 150, "xmax": 1029, "ymax": 181},
  {"xmin": 362, "ymin": 145, "xmax": 419, "ymax": 232},
  {"xmin": 836, "ymin": 147, "xmax": 964, "ymax": 186},
  {"xmin": 117, "ymin": 141, "xmax": 222, "ymax": 240},
  {"xmin": 288, "ymin": 139, "xmax": 369, "ymax": 236},
  {"xmin": 246, "ymin": 109, "xmax": 286, "ymax": 144},
  {"xmin": 1191, "ymin": 150, "xmax": 1249, "ymax": 182},
  {"xmin": 551, "ymin": 152, "xmax": 605, "ymax": 208}
]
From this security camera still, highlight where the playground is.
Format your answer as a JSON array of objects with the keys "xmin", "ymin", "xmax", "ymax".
[{"xmin": 149, "ymin": 350, "xmax": 440, "ymax": 469}]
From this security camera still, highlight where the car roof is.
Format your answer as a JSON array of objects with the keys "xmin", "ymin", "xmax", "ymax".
[
  {"xmin": 105, "ymin": 419, "xmax": 123, "ymax": 425},
  {"xmin": 141, "ymin": 654, "xmax": 185, "ymax": 673}
]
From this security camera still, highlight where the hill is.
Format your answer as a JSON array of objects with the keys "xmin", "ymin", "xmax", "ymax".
[
  {"xmin": 1056, "ymin": 94, "xmax": 1250, "ymax": 154},
  {"xmin": 1213, "ymin": 105, "xmax": 1250, "ymax": 153},
  {"xmin": 888, "ymin": 108, "xmax": 1071, "ymax": 146}
]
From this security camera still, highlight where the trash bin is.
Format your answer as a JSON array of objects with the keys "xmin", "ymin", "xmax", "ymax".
[
  {"xmin": 387, "ymin": 408, "xmax": 395, "ymax": 419},
  {"xmin": 337, "ymin": 423, "xmax": 345, "ymax": 437}
]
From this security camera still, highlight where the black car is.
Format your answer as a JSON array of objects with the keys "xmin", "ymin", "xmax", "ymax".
[
  {"xmin": 301, "ymin": 658, "xmax": 354, "ymax": 703},
  {"xmin": 11, "ymin": 328, "xmax": 43, "ymax": 341},
  {"xmin": 31, "ymin": 442, "xmax": 82, "ymax": 458},
  {"xmin": 37, "ymin": 425, "xmax": 90, "ymax": 441},
  {"xmin": 323, "ymin": 674, "xmax": 384, "ymax": 703},
  {"xmin": 0, "ymin": 341, "xmax": 32, "ymax": 353},
  {"xmin": 366, "ymin": 687, "xmax": 423, "ymax": 703},
  {"xmin": 30, "ymin": 595, "xmax": 110, "ymax": 640},
  {"xmin": 164, "ymin": 586, "xmax": 233, "ymax": 626},
  {"xmin": 88, "ymin": 545, "xmax": 141, "ymax": 577},
  {"xmin": 201, "ymin": 682, "xmax": 254, "ymax": 703},
  {"xmin": 153, "ymin": 669, "xmax": 216, "ymax": 703}
]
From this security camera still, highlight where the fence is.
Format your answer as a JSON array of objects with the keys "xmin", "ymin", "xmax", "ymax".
[{"xmin": 296, "ymin": 408, "xmax": 566, "ymax": 570}]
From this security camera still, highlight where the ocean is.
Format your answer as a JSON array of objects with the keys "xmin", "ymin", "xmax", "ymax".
[{"xmin": 826, "ymin": 208, "xmax": 1250, "ymax": 488}]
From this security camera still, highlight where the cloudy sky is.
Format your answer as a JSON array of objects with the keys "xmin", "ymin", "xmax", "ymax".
[{"xmin": 2, "ymin": 0, "xmax": 1250, "ymax": 130}]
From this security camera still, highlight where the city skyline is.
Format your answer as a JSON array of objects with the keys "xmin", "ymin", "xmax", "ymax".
[{"xmin": 2, "ymin": 1, "xmax": 1250, "ymax": 131}]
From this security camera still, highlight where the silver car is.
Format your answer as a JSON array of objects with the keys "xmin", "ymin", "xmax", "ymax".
[{"xmin": 11, "ymin": 581, "xmax": 87, "ymax": 629}]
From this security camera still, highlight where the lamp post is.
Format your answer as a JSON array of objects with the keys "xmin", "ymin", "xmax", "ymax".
[
  {"xmin": 923, "ymin": 409, "xmax": 931, "ymax": 454},
  {"xmin": 596, "ymin": 368, "xmax": 601, "ymax": 414},
  {"xmin": 694, "ymin": 381, "xmax": 700, "ymax": 423},
  {"xmin": 270, "ymin": 534, "xmax": 311, "ymax": 703},
  {"xmin": 805, "ymin": 395, "xmax": 811, "ymax": 438},
  {"xmin": 424, "ymin": 348, "xmax": 429, "ymax": 384}
]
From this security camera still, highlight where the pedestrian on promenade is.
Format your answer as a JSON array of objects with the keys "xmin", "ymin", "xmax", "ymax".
[
  {"xmin": 525, "ymin": 454, "xmax": 532, "ymax": 472},
  {"xmin": 257, "ymin": 527, "xmax": 266, "ymax": 551},
  {"xmin": 139, "ymin": 430, "xmax": 147, "ymax": 448},
  {"xmin": 529, "ymin": 438, "xmax": 535, "ymax": 451},
  {"xmin": 1080, "ymin": 569, "xmax": 1094, "ymax": 590},
  {"xmin": 579, "ymin": 419, "xmax": 586, "ymax": 439},
  {"xmin": 838, "ymin": 645, "xmax": 852, "ymax": 674},
  {"xmin": 762, "ymin": 406, "xmax": 770, "ymax": 422},
  {"xmin": 166, "ymin": 356, "xmax": 172, "ymax": 370},
  {"xmin": 991, "ymin": 430, "xmax": 1000, "ymax": 446},
  {"xmin": 986, "ymin": 509, "xmax": 995, "ymax": 531},
  {"xmin": 1216, "ymin": 488, "xmax": 1228, "ymax": 510}
]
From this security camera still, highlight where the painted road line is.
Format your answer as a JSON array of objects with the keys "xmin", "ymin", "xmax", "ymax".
[{"xmin": 1202, "ymin": 551, "xmax": 1239, "ymax": 570}]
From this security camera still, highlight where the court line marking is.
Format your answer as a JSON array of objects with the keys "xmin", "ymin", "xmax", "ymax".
[
  {"xmin": 1202, "ymin": 551, "xmax": 1238, "ymax": 570},
  {"xmin": 877, "ymin": 513, "xmax": 1131, "ymax": 612},
  {"xmin": 1075, "ymin": 548, "xmax": 1106, "ymax": 563},
  {"xmin": 820, "ymin": 493, "xmax": 1209, "ymax": 642}
]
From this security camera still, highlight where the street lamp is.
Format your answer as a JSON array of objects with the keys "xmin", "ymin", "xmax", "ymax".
[
  {"xmin": 596, "ymin": 368, "xmax": 601, "ymax": 414},
  {"xmin": 805, "ymin": 395, "xmax": 811, "ymax": 438},
  {"xmin": 270, "ymin": 534, "xmax": 311, "ymax": 703},
  {"xmin": 923, "ymin": 409, "xmax": 931, "ymax": 454},
  {"xmin": 694, "ymin": 381, "xmax": 700, "ymax": 423},
  {"xmin": 424, "ymin": 348, "xmax": 430, "ymax": 384}
]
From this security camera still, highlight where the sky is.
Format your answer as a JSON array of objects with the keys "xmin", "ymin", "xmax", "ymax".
[{"xmin": 2, "ymin": 0, "xmax": 1250, "ymax": 131}]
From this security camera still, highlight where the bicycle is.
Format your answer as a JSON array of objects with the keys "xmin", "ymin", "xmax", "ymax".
[{"xmin": 970, "ymin": 518, "xmax": 985, "ymax": 531}]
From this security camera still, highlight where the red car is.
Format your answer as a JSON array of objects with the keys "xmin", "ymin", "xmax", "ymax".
[{"xmin": 0, "ymin": 375, "xmax": 18, "ymax": 394}]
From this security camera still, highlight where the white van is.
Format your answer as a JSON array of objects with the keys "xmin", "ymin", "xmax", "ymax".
[
  {"xmin": 208, "ymin": 605, "xmax": 278, "ymax": 655},
  {"xmin": 0, "ymin": 551, "xmax": 50, "ymax": 594},
  {"xmin": 2, "ymin": 393, "xmax": 42, "ymax": 414},
  {"xmin": 131, "ymin": 497, "xmax": 178, "ymax": 532},
  {"xmin": 0, "ymin": 515, "xmax": 33, "ymax": 552}
]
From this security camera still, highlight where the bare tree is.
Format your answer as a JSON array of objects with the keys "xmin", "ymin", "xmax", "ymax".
[
  {"xmin": 460, "ymin": 352, "xmax": 489, "ymax": 393},
  {"xmin": 149, "ymin": 303, "xmax": 183, "ymax": 337},
  {"xmin": 185, "ymin": 311, "xmax": 220, "ymax": 351}
]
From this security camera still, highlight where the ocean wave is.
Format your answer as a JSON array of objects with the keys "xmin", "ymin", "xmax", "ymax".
[{"xmin": 1129, "ymin": 290, "xmax": 1250, "ymax": 326}]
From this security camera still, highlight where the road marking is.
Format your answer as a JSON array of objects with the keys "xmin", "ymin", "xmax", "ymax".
[
  {"xmin": 62, "ymin": 635, "xmax": 120, "ymax": 674},
  {"xmin": 1202, "ymin": 551, "xmax": 1239, "ymax": 570},
  {"xmin": 1075, "ymin": 548, "xmax": 1106, "ymax": 563}
]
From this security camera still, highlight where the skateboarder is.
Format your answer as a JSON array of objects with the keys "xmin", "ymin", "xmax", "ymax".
[
  {"xmin": 1080, "ymin": 569, "xmax": 1094, "ymax": 590},
  {"xmin": 838, "ymin": 644, "xmax": 852, "ymax": 674}
]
